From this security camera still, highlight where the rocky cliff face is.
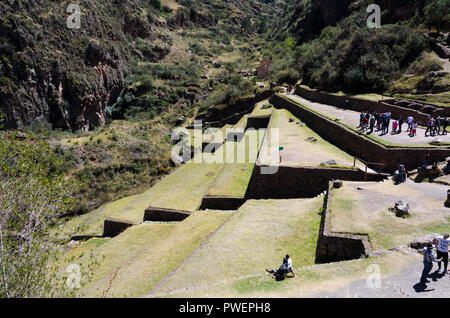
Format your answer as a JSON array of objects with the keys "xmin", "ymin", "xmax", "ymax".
[
  {"xmin": 0, "ymin": 0, "xmax": 165, "ymax": 131},
  {"xmin": 284, "ymin": 0, "xmax": 434, "ymax": 42},
  {"xmin": 286, "ymin": 0, "xmax": 355, "ymax": 41},
  {"xmin": 0, "ymin": 0, "xmax": 279, "ymax": 131}
]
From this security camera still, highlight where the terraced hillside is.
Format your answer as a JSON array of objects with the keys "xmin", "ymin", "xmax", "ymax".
[{"xmin": 51, "ymin": 89, "xmax": 450, "ymax": 298}]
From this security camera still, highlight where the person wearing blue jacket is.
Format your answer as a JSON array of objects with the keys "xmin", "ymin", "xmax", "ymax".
[{"xmin": 420, "ymin": 246, "xmax": 440, "ymax": 283}]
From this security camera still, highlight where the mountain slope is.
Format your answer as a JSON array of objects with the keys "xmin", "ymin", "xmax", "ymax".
[{"xmin": 0, "ymin": 0, "xmax": 284, "ymax": 131}]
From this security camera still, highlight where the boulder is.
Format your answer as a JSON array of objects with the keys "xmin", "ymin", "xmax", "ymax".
[
  {"xmin": 392, "ymin": 201, "xmax": 409, "ymax": 217},
  {"xmin": 410, "ymin": 233, "xmax": 440, "ymax": 250}
]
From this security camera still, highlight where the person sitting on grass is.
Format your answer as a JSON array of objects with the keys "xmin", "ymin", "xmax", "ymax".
[
  {"xmin": 283, "ymin": 254, "xmax": 296, "ymax": 278},
  {"xmin": 266, "ymin": 255, "xmax": 296, "ymax": 281}
]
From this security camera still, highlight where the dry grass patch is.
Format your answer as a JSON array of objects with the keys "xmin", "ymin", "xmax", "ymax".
[
  {"xmin": 262, "ymin": 109, "xmax": 356, "ymax": 168},
  {"xmin": 330, "ymin": 180, "xmax": 450, "ymax": 250},
  {"xmin": 159, "ymin": 250, "xmax": 417, "ymax": 298},
  {"xmin": 153, "ymin": 198, "xmax": 323, "ymax": 295},
  {"xmin": 55, "ymin": 161, "xmax": 224, "ymax": 238},
  {"xmin": 77, "ymin": 210, "xmax": 234, "ymax": 297}
]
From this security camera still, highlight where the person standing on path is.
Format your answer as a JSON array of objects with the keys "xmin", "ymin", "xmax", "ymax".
[
  {"xmin": 420, "ymin": 245, "xmax": 440, "ymax": 283},
  {"xmin": 369, "ymin": 115, "xmax": 375, "ymax": 134},
  {"xmin": 426, "ymin": 117, "xmax": 436, "ymax": 137},
  {"xmin": 435, "ymin": 234, "xmax": 450, "ymax": 275},
  {"xmin": 407, "ymin": 115, "xmax": 414, "ymax": 132},
  {"xmin": 398, "ymin": 116, "xmax": 404, "ymax": 134},
  {"xmin": 443, "ymin": 117, "xmax": 449, "ymax": 135},
  {"xmin": 436, "ymin": 116, "xmax": 442, "ymax": 135}
]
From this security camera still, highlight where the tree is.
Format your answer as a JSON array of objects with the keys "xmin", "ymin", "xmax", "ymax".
[
  {"xmin": 0, "ymin": 133, "xmax": 78, "ymax": 297},
  {"xmin": 424, "ymin": 0, "xmax": 450, "ymax": 32},
  {"xmin": 149, "ymin": 0, "xmax": 161, "ymax": 10}
]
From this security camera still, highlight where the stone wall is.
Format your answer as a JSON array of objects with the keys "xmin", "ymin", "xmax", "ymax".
[
  {"xmin": 245, "ymin": 165, "xmax": 385, "ymax": 199},
  {"xmin": 246, "ymin": 116, "xmax": 271, "ymax": 130},
  {"xmin": 199, "ymin": 196, "xmax": 247, "ymax": 210},
  {"xmin": 103, "ymin": 218, "xmax": 135, "ymax": 237},
  {"xmin": 315, "ymin": 182, "xmax": 371, "ymax": 263},
  {"xmin": 144, "ymin": 207, "xmax": 191, "ymax": 222},
  {"xmin": 197, "ymin": 89, "xmax": 275, "ymax": 127},
  {"xmin": 294, "ymin": 86, "xmax": 439, "ymax": 124},
  {"xmin": 270, "ymin": 94, "xmax": 450, "ymax": 172}
]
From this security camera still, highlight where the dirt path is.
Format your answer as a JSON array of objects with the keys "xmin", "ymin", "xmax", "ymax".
[
  {"xmin": 284, "ymin": 93, "xmax": 450, "ymax": 146},
  {"xmin": 312, "ymin": 250, "xmax": 450, "ymax": 298}
]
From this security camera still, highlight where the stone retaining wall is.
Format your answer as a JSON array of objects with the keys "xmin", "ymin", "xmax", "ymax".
[
  {"xmin": 246, "ymin": 116, "xmax": 271, "ymax": 130},
  {"xmin": 315, "ymin": 182, "xmax": 371, "ymax": 263},
  {"xmin": 270, "ymin": 94, "xmax": 450, "ymax": 172},
  {"xmin": 143, "ymin": 207, "xmax": 191, "ymax": 222},
  {"xmin": 199, "ymin": 196, "xmax": 247, "ymax": 210},
  {"xmin": 103, "ymin": 218, "xmax": 135, "ymax": 237},
  {"xmin": 245, "ymin": 165, "xmax": 385, "ymax": 199},
  {"xmin": 197, "ymin": 89, "xmax": 275, "ymax": 126}
]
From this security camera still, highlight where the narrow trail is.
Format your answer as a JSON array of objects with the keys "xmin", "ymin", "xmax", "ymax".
[
  {"xmin": 284, "ymin": 93, "xmax": 450, "ymax": 146},
  {"xmin": 313, "ymin": 251, "xmax": 450, "ymax": 298}
]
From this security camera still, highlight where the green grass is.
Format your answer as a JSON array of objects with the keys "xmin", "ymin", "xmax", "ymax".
[
  {"xmin": 425, "ymin": 217, "xmax": 450, "ymax": 234},
  {"xmin": 329, "ymin": 183, "xmax": 450, "ymax": 250},
  {"xmin": 351, "ymin": 93, "xmax": 387, "ymax": 102},
  {"xmin": 160, "ymin": 249, "xmax": 416, "ymax": 298},
  {"xmin": 73, "ymin": 210, "xmax": 234, "ymax": 297},
  {"xmin": 55, "ymin": 161, "xmax": 224, "ymax": 238},
  {"xmin": 206, "ymin": 163, "xmax": 255, "ymax": 197},
  {"xmin": 154, "ymin": 198, "xmax": 323, "ymax": 295},
  {"xmin": 262, "ymin": 108, "xmax": 357, "ymax": 168}
]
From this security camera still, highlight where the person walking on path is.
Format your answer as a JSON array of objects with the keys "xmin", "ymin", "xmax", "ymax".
[
  {"xmin": 407, "ymin": 115, "xmax": 414, "ymax": 132},
  {"xmin": 392, "ymin": 120, "xmax": 398, "ymax": 134},
  {"xmin": 436, "ymin": 116, "xmax": 442, "ymax": 135},
  {"xmin": 443, "ymin": 117, "xmax": 449, "ymax": 135},
  {"xmin": 420, "ymin": 245, "xmax": 440, "ymax": 283},
  {"xmin": 398, "ymin": 116, "xmax": 404, "ymax": 134},
  {"xmin": 435, "ymin": 234, "xmax": 450, "ymax": 275},
  {"xmin": 412, "ymin": 121, "xmax": 418, "ymax": 136},
  {"xmin": 369, "ymin": 115, "xmax": 375, "ymax": 134},
  {"xmin": 425, "ymin": 117, "xmax": 436, "ymax": 137},
  {"xmin": 386, "ymin": 112, "xmax": 391, "ymax": 134}
]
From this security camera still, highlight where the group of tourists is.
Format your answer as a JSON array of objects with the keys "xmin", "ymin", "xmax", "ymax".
[
  {"xmin": 286, "ymin": 84, "xmax": 298, "ymax": 95},
  {"xmin": 266, "ymin": 254, "xmax": 296, "ymax": 281},
  {"xmin": 420, "ymin": 234, "xmax": 449, "ymax": 284},
  {"xmin": 424, "ymin": 116, "xmax": 450, "ymax": 137},
  {"xmin": 358, "ymin": 111, "xmax": 449, "ymax": 137},
  {"xmin": 358, "ymin": 111, "xmax": 397, "ymax": 135}
]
